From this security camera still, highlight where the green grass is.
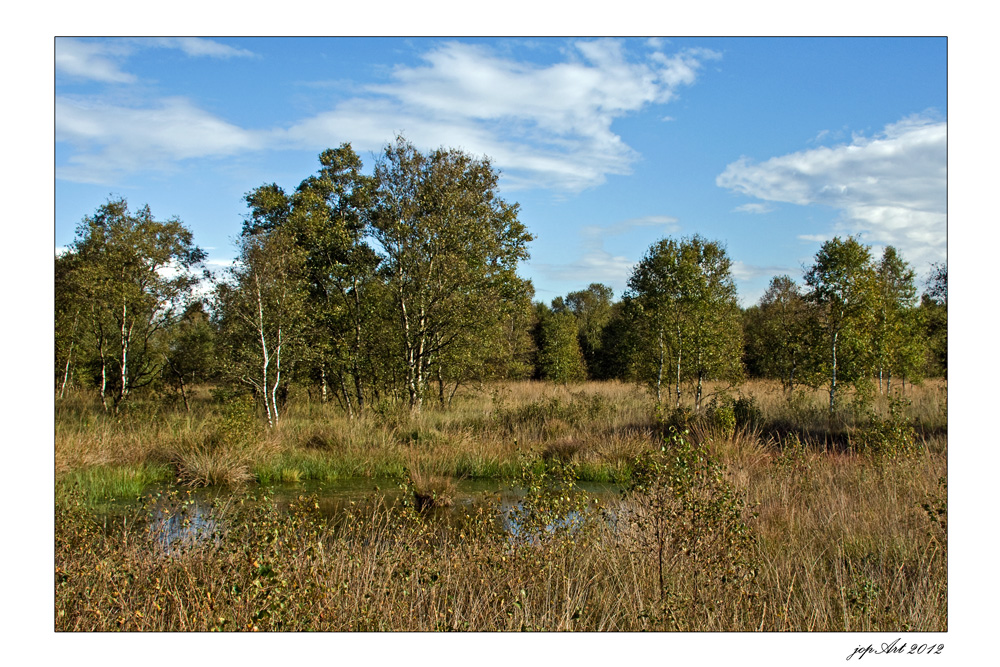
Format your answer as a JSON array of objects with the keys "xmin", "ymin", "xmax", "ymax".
[{"xmin": 59, "ymin": 463, "xmax": 174, "ymax": 504}]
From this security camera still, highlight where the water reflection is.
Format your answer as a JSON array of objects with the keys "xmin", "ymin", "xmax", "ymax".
[{"xmin": 134, "ymin": 479, "xmax": 621, "ymax": 551}]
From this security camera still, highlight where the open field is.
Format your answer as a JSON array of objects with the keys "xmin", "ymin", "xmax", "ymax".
[{"xmin": 55, "ymin": 379, "xmax": 946, "ymax": 631}]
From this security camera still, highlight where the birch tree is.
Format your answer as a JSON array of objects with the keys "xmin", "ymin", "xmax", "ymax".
[
  {"xmin": 68, "ymin": 198, "xmax": 205, "ymax": 412},
  {"xmin": 55, "ymin": 251, "xmax": 90, "ymax": 398},
  {"xmin": 920, "ymin": 263, "xmax": 947, "ymax": 376},
  {"xmin": 872, "ymin": 246, "xmax": 919, "ymax": 393},
  {"xmin": 626, "ymin": 238, "xmax": 691, "ymax": 405},
  {"xmin": 243, "ymin": 144, "xmax": 379, "ymax": 417},
  {"xmin": 535, "ymin": 302, "xmax": 587, "ymax": 384},
  {"xmin": 803, "ymin": 236, "xmax": 878, "ymax": 413},
  {"xmin": 369, "ymin": 136, "xmax": 533, "ymax": 412},
  {"xmin": 625, "ymin": 235, "xmax": 741, "ymax": 409},
  {"xmin": 744, "ymin": 275, "xmax": 812, "ymax": 390},
  {"xmin": 216, "ymin": 228, "xmax": 306, "ymax": 427}
]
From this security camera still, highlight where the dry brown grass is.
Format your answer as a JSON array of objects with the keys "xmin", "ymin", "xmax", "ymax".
[{"xmin": 55, "ymin": 377, "xmax": 946, "ymax": 631}]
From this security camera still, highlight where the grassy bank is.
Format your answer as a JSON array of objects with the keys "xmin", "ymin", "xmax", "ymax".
[{"xmin": 55, "ymin": 378, "xmax": 946, "ymax": 496}]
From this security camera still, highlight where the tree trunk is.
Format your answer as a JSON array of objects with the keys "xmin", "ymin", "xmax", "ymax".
[
  {"xmin": 340, "ymin": 374, "xmax": 354, "ymax": 419},
  {"xmin": 437, "ymin": 365, "xmax": 446, "ymax": 408},
  {"xmin": 99, "ymin": 351, "xmax": 108, "ymax": 413},
  {"xmin": 59, "ymin": 309, "xmax": 80, "ymax": 400},
  {"xmin": 675, "ymin": 331, "xmax": 682, "ymax": 410},
  {"xmin": 179, "ymin": 377, "xmax": 190, "ymax": 412},
  {"xmin": 829, "ymin": 330, "xmax": 838, "ymax": 414},
  {"xmin": 270, "ymin": 326, "xmax": 283, "ymax": 426},
  {"xmin": 255, "ymin": 277, "xmax": 273, "ymax": 428},
  {"xmin": 696, "ymin": 371, "xmax": 704, "ymax": 412},
  {"xmin": 59, "ymin": 342, "xmax": 75, "ymax": 400},
  {"xmin": 655, "ymin": 329, "xmax": 664, "ymax": 404},
  {"xmin": 118, "ymin": 298, "xmax": 129, "ymax": 411}
]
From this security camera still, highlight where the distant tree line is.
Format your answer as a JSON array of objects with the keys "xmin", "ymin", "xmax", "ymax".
[{"xmin": 55, "ymin": 138, "xmax": 947, "ymax": 421}]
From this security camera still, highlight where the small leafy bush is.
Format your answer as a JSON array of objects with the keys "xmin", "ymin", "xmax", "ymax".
[
  {"xmin": 624, "ymin": 428, "xmax": 758, "ymax": 625},
  {"xmin": 732, "ymin": 395, "xmax": 762, "ymax": 429},
  {"xmin": 705, "ymin": 395, "xmax": 737, "ymax": 439},
  {"xmin": 855, "ymin": 395, "xmax": 919, "ymax": 459},
  {"xmin": 655, "ymin": 405, "xmax": 694, "ymax": 437}
]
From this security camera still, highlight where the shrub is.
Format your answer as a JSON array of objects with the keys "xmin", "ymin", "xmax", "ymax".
[
  {"xmin": 173, "ymin": 395, "xmax": 261, "ymax": 487},
  {"xmin": 656, "ymin": 405, "xmax": 693, "ymax": 437},
  {"xmin": 705, "ymin": 395, "xmax": 737, "ymax": 439},
  {"xmin": 624, "ymin": 428, "xmax": 758, "ymax": 624},
  {"xmin": 854, "ymin": 395, "xmax": 919, "ymax": 458},
  {"xmin": 732, "ymin": 394, "xmax": 762, "ymax": 429},
  {"xmin": 406, "ymin": 468, "xmax": 457, "ymax": 511}
]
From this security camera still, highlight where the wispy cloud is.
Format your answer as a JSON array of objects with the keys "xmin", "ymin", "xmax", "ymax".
[
  {"xmin": 56, "ymin": 39, "xmax": 136, "ymax": 84},
  {"xmin": 56, "ymin": 37, "xmax": 254, "ymax": 84},
  {"xmin": 733, "ymin": 203, "xmax": 774, "ymax": 214},
  {"xmin": 534, "ymin": 214, "xmax": 681, "ymax": 295},
  {"xmin": 730, "ymin": 260, "xmax": 796, "ymax": 283},
  {"xmin": 138, "ymin": 38, "xmax": 254, "ymax": 59},
  {"xmin": 582, "ymin": 215, "xmax": 679, "ymax": 237},
  {"xmin": 530, "ymin": 250, "xmax": 635, "ymax": 296},
  {"xmin": 717, "ymin": 113, "xmax": 946, "ymax": 268},
  {"xmin": 56, "ymin": 39, "xmax": 720, "ymax": 192},
  {"xmin": 57, "ymin": 96, "xmax": 270, "ymax": 183},
  {"xmin": 285, "ymin": 40, "xmax": 720, "ymax": 191}
]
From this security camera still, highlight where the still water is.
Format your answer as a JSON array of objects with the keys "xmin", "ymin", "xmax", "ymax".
[{"xmin": 122, "ymin": 478, "xmax": 623, "ymax": 552}]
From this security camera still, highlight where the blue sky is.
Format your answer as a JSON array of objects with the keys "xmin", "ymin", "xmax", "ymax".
[{"xmin": 55, "ymin": 36, "xmax": 946, "ymax": 305}]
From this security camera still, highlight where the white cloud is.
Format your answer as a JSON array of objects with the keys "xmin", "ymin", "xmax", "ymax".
[
  {"xmin": 534, "ymin": 214, "xmax": 681, "ymax": 295},
  {"xmin": 56, "ymin": 39, "xmax": 136, "ymax": 84},
  {"xmin": 717, "ymin": 114, "xmax": 946, "ymax": 268},
  {"xmin": 285, "ymin": 40, "xmax": 720, "ymax": 191},
  {"xmin": 56, "ymin": 37, "xmax": 254, "ymax": 84},
  {"xmin": 734, "ymin": 203, "xmax": 774, "ymax": 214},
  {"xmin": 581, "ymin": 215, "xmax": 679, "ymax": 237},
  {"xmin": 531, "ymin": 250, "xmax": 635, "ymax": 294},
  {"xmin": 57, "ymin": 39, "xmax": 719, "ymax": 192},
  {"xmin": 57, "ymin": 96, "xmax": 270, "ymax": 183},
  {"xmin": 138, "ymin": 38, "xmax": 254, "ymax": 59},
  {"xmin": 730, "ymin": 260, "xmax": 794, "ymax": 283}
]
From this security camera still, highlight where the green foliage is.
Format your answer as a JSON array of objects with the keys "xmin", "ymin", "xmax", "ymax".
[
  {"xmin": 774, "ymin": 432, "xmax": 810, "ymax": 472},
  {"xmin": 62, "ymin": 197, "xmax": 206, "ymax": 411},
  {"xmin": 655, "ymin": 404, "xmax": 694, "ymax": 436},
  {"xmin": 705, "ymin": 394, "xmax": 737, "ymax": 439},
  {"xmin": 803, "ymin": 236, "xmax": 879, "ymax": 412},
  {"xmin": 872, "ymin": 247, "xmax": 923, "ymax": 391},
  {"xmin": 214, "ymin": 225, "xmax": 308, "ymax": 427},
  {"xmin": 625, "ymin": 428, "xmax": 758, "ymax": 619},
  {"xmin": 732, "ymin": 394, "xmax": 762, "ymax": 429},
  {"xmin": 215, "ymin": 394, "xmax": 263, "ymax": 450},
  {"xmin": 919, "ymin": 263, "xmax": 947, "ymax": 376},
  {"xmin": 855, "ymin": 395, "xmax": 920, "ymax": 458},
  {"xmin": 513, "ymin": 457, "xmax": 592, "ymax": 543},
  {"xmin": 743, "ymin": 275, "xmax": 812, "ymax": 389},
  {"xmin": 161, "ymin": 302, "xmax": 217, "ymax": 410},
  {"xmin": 850, "ymin": 377, "xmax": 877, "ymax": 420},
  {"xmin": 535, "ymin": 306, "xmax": 587, "ymax": 383},
  {"xmin": 370, "ymin": 136, "xmax": 534, "ymax": 412},
  {"xmin": 625, "ymin": 235, "xmax": 743, "ymax": 407},
  {"xmin": 561, "ymin": 283, "xmax": 615, "ymax": 379}
]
